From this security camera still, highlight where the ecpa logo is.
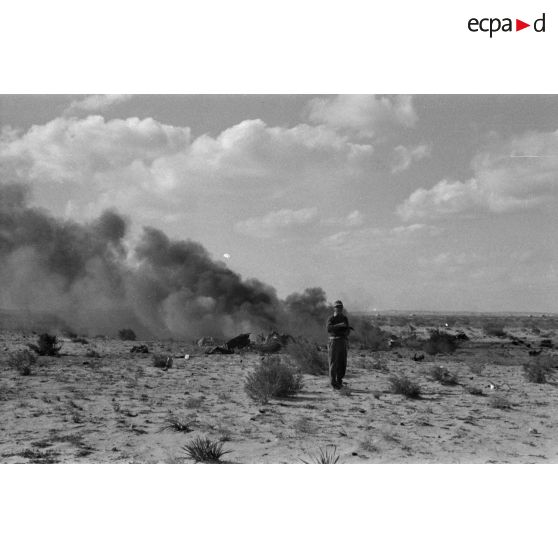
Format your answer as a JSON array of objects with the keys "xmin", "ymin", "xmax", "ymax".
[{"xmin": 468, "ymin": 13, "xmax": 546, "ymax": 37}]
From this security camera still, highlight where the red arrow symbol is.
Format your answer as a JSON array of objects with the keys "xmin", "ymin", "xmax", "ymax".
[{"xmin": 516, "ymin": 19, "xmax": 530, "ymax": 31}]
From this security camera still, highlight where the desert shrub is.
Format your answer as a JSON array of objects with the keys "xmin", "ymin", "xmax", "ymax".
[
  {"xmin": 389, "ymin": 374, "xmax": 421, "ymax": 399},
  {"xmin": 300, "ymin": 445, "xmax": 340, "ymax": 464},
  {"xmin": 28, "ymin": 333, "xmax": 62, "ymax": 356},
  {"xmin": 183, "ymin": 436, "xmax": 231, "ymax": 463},
  {"xmin": 152, "ymin": 354, "xmax": 173, "ymax": 369},
  {"xmin": 489, "ymin": 394, "xmax": 512, "ymax": 409},
  {"xmin": 423, "ymin": 329, "xmax": 458, "ymax": 355},
  {"xmin": 523, "ymin": 355, "xmax": 558, "ymax": 384},
  {"xmin": 8, "ymin": 349, "xmax": 37, "ymax": 375},
  {"xmin": 483, "ymin": 322, "xmax": 507, "ymax": 338},
  {"xmin": 160, "ymin": 414, "xmax": 194, "ymax": 432},
  {"xmin": 244, "ymin": 356, "xmax": 304, "ymax": 404},
  {"xmin": 118, "ymin": 328, "xmax": 137, "ymax": 341},
  {"xmin": 429, "ymin": 366, "xmax": 459, "ymax": 385},
  {"xmin": 285, "ymin": 340, "xmax": 327, "ymax": 375}
]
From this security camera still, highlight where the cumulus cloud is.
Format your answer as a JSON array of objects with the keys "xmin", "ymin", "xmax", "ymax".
[
  {"xmin": 398, "ymin": 130, "xmax": 558, "ymax": 221},
  {"xmin": 322, "ymin": 223, "xmax": 440, "ymax": 256},
  {"xmin": 0, "ymin": 116, "xmax": 375, "ymax": 223},
  {"xmin": 391, "ymin": 144, "xmax": 431, "ymax": 173},
  {"xmin": 64, "ymin": 94, "xmax": 133, "ymax": 115},
  {"xmin": 307, "ymin": 95, "xmax": 417, "ymax": 137},
  {"xmin": 234, "ymin": 207, "xmax": 318, "ymax": 238}
]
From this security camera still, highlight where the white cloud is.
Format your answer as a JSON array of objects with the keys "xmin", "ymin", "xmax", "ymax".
[
  {"xmin": 307, "ymin": 95, "xmax": 417, "ymax": 138},
  {"xmin": 345, "ymin": 209, "xmax": 364, "ymax": 227},
  {"xmin": 398, "ymin": 130, "xmax": 558, "ymax": 221},
  {"xmin": 322, "ymin": 223, "xmax": 441, "ymax": 256},
  {"xmin": 64, "ymin": 94, "xmax": 133, "ymax": 115},
  {"xmin": 0, "ymin": 116, "xmax": 375, "ymax": 223},
  {"xmin": 391, "ymin": 144, "xmax": 430, "ymax": 173},
  {"xmin": 234, "ymin": 207, "xmax": 318, "ymax": 239}
]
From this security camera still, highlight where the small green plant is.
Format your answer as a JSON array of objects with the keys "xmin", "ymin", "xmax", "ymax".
[
  {"xmin": 389, "ymin": 374, "xmax": 421, "ymax": 399},
  {"xmin": 429, "ymin": 366, "xmax": 459, "ymax": 385},
  {"xmin": 423, "ymin": 329, "xmax": 458, "ymax": 355},
  {"xmin": 152, "ymin": 354, "xmax": 173, "ymax": 369},
  {"xmin": 244, "ymin": 356, "xmax": 304, "ymax": 404},
  {"xmin": 118, "ymin": 328, "xmax": 137, "ymax": 341},
  {"xmin": 183, "ymin": 436, "xmax": 231, "ymax": 463},
  {"xmin": 28, "ymin": 333, "xmax": 62, "ymax": 356},
  {"xmin": 300, "ymin": 445, "xmax": 340, "ymax": 464},
  {"xmin": 285, "ymin": 340, "xmax": 328, "ymax": 375},
  {"xmin": 8, "ymin": 349, "xmax": 37, "ymax": 375}
]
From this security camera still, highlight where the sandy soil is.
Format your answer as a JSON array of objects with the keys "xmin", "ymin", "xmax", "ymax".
[{"xmin": 1, "ymin": 326, "xmax": 557, "ymax": 463}]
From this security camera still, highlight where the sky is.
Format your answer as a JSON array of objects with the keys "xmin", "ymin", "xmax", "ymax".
[{"xmin": 1, "ymin": 94, "xmax": 557, "ymax": 313}]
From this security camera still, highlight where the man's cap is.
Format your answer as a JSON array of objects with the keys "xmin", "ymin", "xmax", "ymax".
[{"xmin": 333, "ymin": 300, "xmax": 344, "ymax": 308}]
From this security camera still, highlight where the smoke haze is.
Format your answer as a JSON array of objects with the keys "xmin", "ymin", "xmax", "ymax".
[{"xmin": 0, "ymin": 182, "xmax": 334, "ymax": 340}]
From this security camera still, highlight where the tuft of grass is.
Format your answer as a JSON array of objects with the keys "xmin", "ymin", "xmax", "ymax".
[
  {"xmin": 523, "ymin": 355, "xmax": 558, "ymax": 384},
  {"xmin": 8, "ymin": 349, "xmax": 37, "ymax": 375},
  {"xmin": 182, "ymin": 436, "xmax": 231, "ymax": 463},
  {"xmin": 429, "ymin": 366, "xmax": 459, "ymax": 385},
  {"xmin": 244, "ymin": 356, "xmax": 304, "ymax": 404},
  {"xmin": 152, "ymin": 354, "xmax": 173, "ymax": 369},
  {"xmin": 118, "ymin": 328, "xmax": 137, "ymax": 341},
  {"xmin": 285, "ymin": 340, "xmax": 328, "ymax": 375},
  {"xmin": 27, "ymin": 333, "xmax": 62, "ymax": 356},
  {"xmin": 423, "ymin": 329, "xmax": 458, "ymax": 355},
  {"xmin": 300, "ymin": 445, "xmax": 340, "ymax": 464},
  {"xmin": 388, "ymin": 374, "xmax": 421, "ymax": 399},
  {"xmin": 489, "ymin": 393, "xmax": 512, "ymax": 409},
  {"xmin": 160, "ymin": 414, "xmax": 194, "ymax": 432}
]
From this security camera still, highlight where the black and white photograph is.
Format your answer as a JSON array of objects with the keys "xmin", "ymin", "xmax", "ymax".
[
  {"xmin": 2, "ymin": 2, "xmax": 558, "ymax": 557},
  {"xmin": 1, "ymin": 94, "xmax": 557, "ymax": 464}
]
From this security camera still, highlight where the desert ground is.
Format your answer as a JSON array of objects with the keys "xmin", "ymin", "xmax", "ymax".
[{"xmin": 1, "ymin": 314, "xmax": 557, "ymax": 464}]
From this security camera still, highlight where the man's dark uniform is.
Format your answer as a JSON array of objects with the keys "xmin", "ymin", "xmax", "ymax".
[{"xmin": 326, "ymin": 310, "xmax": 350, "ymax": 389}]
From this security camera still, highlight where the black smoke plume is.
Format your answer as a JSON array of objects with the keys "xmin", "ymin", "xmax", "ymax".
[{"xmin": 1, "ymin": 182, "xmax": 337, "ymax": 340}]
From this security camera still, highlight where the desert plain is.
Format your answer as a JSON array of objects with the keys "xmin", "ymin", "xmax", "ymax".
[{"xmin": 1, "ymin": 313, "xmax": 557, "ymax": 464}]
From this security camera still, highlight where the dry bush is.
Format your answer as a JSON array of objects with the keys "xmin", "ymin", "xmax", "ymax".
[
  {"xmin": 27, "ymin": 333, "xmax": 62, "ymax": 356},
  {"xmin": 244, "ymin": 356, "xmax": 304, "ymax": 404},
  {"xmin": 160, "ymin": 414, "xmax": 194, "ymax": 432},
  {"xmin": 429, "ymin": 366, "xmax": 459, "ymax": 385},
  {"xmin": 118, "ymin": 328, "xmax": 136, "ymax": 341},
  {"xmin": 183, "ymin": 436, "xmax": 231, "ymax": 463},
  {"xmin": 152, "ymin": 354, "xmax": 173, "ymax": 369},
  {"xmin": 285, "ymin": 340, "xmax": 327, "ymax": 375},
  {"xmin": 8, "ymin": 349, "xmax": 37, "ymax": 375},
  {"xmin": 523, "ymin": 355, "xmax": 558, "ymax": 384},
  {"xmin": 483, "ymin": 322, "xmax": 507, "ymax": 338},
  {"xmin": 489, "ymin": 393, "xmax": 512, "ymax": 409},
  {"xmin": 423, "ymin": 329, "xmax": 458, "ymax": 355},
  {"xmin": 389, "ymin": 374, "xmax": 421, "ymax": 399}
]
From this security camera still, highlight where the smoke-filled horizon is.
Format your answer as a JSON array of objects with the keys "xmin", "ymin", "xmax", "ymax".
[{"xmin": 0, "ymin": 182, "xmax": 335, "ymax": 340}]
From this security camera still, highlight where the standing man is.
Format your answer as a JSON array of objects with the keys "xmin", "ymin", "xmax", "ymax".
[{"xmin": 327, "ymin": 300, "xmax": 351, "ymax": 390}]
